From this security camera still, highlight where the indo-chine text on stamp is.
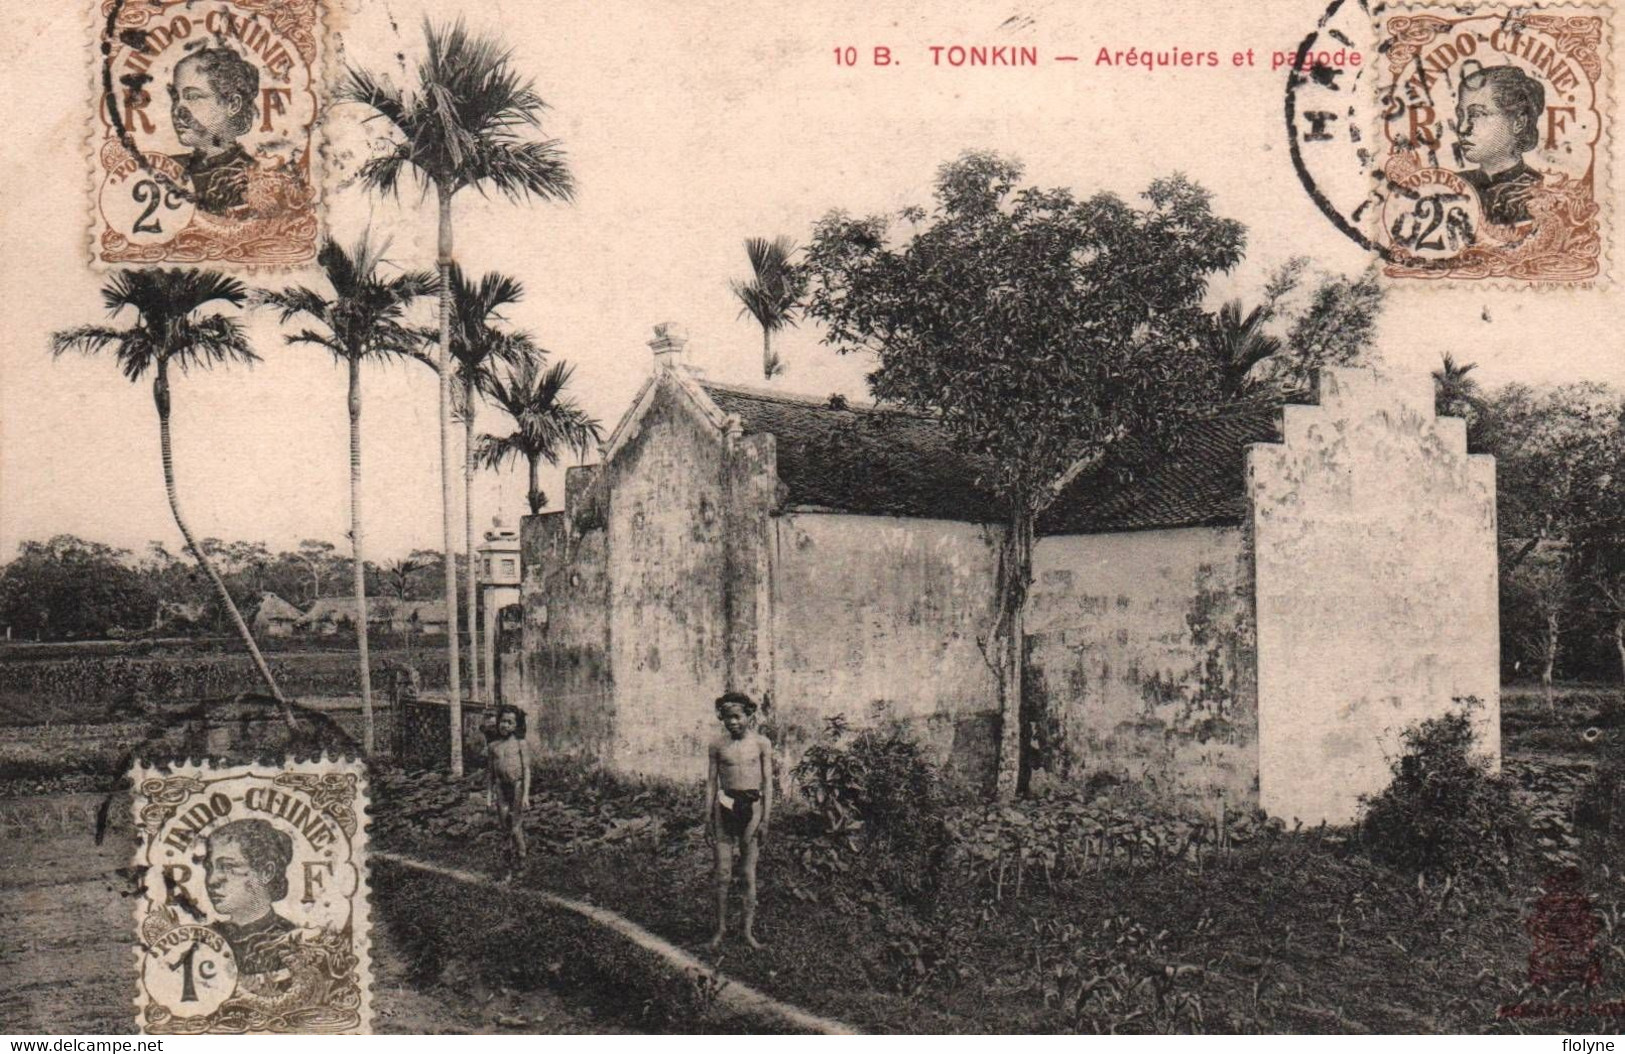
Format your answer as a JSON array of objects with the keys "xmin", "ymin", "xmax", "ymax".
[
  {"xmin": 1375, "ymin": 5, "xmax": 1611, "ymax": 282},
  {"xmin": 93, "ymin": 0, "xmax": 322, "ymax": 267},
  {"xmin": 131, "ymin": 759, "xmax": 370, "ymax": 1034}
]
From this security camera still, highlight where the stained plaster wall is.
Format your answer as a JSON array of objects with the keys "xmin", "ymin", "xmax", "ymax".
[
  {"xmin": 519, "ymin": 499, "xmax": 612, "ymax": 758},
  {"xmin": 1024, "ymin": 527, "xmax": 1258, "ymax": 812},
  {"xmin": 601, "ymin": 382, "xmax": 734, "ymax": 780},
  {"xmin": 1248, "ymin": 367, "xmax": 1499, "ymax": 825},
  {"xmin": 770, "ymin": 512, "xmax": 1003, "ymax": 787}
]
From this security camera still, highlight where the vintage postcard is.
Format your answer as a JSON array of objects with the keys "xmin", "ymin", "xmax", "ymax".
[
  {"xmin": 131, "ymin": 758, "xmax": 370, "ymax": 1033},
  {"xmin": 5, "ymin": 0, "xmax": 1625, "ymax": 1040}
]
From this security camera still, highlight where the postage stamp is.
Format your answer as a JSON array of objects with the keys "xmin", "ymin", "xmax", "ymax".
[
  {"xmin": 1372, "ymin": 4, "xmax": 1611, "ymax": 283},
  {"xmin": 130, "ymin": 758, "xmax": 370, "ymax": 1034},
  {"xmin": 91, "ymin": 0, "xmax": 323, "ymax": 267}
]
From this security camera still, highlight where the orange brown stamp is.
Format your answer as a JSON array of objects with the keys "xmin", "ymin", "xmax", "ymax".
[
  {"xmin": 1374, "ymin": 4, "xmax": 1611, "ymax": 283},
  {"xmin": 93, "ymin": 0, "xmax": 323, "ymax": 267}
]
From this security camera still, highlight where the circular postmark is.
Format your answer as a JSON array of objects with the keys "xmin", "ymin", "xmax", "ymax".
[
  {"xmin": 1287, "ymin": 0, "xmax": 1608, "ymax": 283},
  {"xmin": 142, "ymin": 923, "xmax": 239, "ymax": 1018}
]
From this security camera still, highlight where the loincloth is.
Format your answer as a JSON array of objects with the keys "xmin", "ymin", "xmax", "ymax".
[{"xmin": 717, "ymin": 788, "xmax": 761, "ymax": 840}]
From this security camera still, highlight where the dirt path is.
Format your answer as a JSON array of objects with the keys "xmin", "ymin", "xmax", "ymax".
[
  {"xmin": 372, "ymin": 850, "xmax": 859, "ymax": 1035},
  {"xmin": 0, "ymin": 792, "xmax": 603, "ymax": 1035}
]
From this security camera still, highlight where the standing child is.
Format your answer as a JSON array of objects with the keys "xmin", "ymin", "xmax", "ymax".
[
  {"xmin": 707, "ymin": 691, "xmax": 773, "ymax": 949},
  {"xmin": 486, "ymin": 705, "xmax": 531, "ymax": 880}
]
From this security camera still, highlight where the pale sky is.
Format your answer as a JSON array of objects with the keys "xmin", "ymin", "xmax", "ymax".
[{"xmin": 3, "ymin": 0, "xmax": 1621, "ymax": 563}]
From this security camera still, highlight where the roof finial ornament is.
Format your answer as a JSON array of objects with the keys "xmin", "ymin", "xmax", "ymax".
[{"xmin": 649, "ymin": 322, "xmax": 690, "ymax": 371}]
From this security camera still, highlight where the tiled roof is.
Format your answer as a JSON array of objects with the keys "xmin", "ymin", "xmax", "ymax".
[
  {"xmin": 701, "ymin": 382, "xmax": 1005, "ymax": 523},
  {"xmin": 699, "ymin": 381, "xmax": 1284, "ymax": 535},
  {"xmin": 1038, "ymin": 401, "xmax": 1284, "ymax": 534}
]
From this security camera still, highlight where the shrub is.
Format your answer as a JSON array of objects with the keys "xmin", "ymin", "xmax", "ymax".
[
  {"xmin": 1358, "ymin": 698, "xmax": 1527, "ymax": 885},
  {"xmin": 1575, "ymin": 729, "xmax": 1625, "ymax": 859},
  {"xmin": 792, "ymin": 714, "xmax": 951, "ymax": 901}
]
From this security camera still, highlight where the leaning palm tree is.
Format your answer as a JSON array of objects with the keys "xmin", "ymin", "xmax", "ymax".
[
  {"xmin": 257, "ymin": 234, "xmax": 436, "ymax": 754},
  {"xmin": 445, "ymin": 266, "xmax": 529, "ymax": 703},
  {"xmin": 343, "ymin": 18, "xmax": 575, "ymax": 774},
  {"xmin": 1209, "ymin": 298, "xmax": 1283, "ymax": 399},
  {"xmin": 478, "ymin": 355, "xmax": 603, "ymax": 515},
  {"xmin": 51, "ymin": 269, "xmax": 288, "ymax": 714},
  {"xmin": 731, "ymin": 236, "xmax": 803, "ymax": 379}
]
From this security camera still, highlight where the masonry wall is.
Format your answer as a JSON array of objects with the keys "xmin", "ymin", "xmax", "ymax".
[
  {"xmin": 602, "ymin": 385, "xmax": 732, "ymax": 780},
  {"xmin": 1248, "ymin": 367, "xmax": 1499, "ymax": 825},
  {"xmin": 1024, "ymin": 527, "xmax": 1258, "ymax": 813},
  {"xmin": 520, "ymin": 505, "xmax": 612, "ymax": 758},
  {"xmin": 770, "ymin": 512, "xmax": 1003, "ymax": 788}
]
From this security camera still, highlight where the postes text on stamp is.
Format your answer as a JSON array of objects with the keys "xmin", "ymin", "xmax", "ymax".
[
  {"xmin": 131, "ymin": 758, "xmax": 369, "ymax": 1034},
  {"xmin": 93, "ymin": 0, "xmax": 322, "ymax": 267},
  {"xmin": 1374, "ymin": 4, "xmax": 1610, "ymax": 283}
]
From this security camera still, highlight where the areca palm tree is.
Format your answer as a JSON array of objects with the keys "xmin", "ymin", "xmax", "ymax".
[
  {"xmin": 257, "ymin": 234, "xmax": 436, "ymax": 754},
  {"xmin": 445, "ymin": 264, "xmax": 528, "ymax": 702},
  {"xmin": 343, "ymin": 19, "xmax": 575, "ymax": 774},
  {"xmin": 478, "ymin": 355, "xmax": 603, "ymax": 515},
  {"xmin": 51, "ymin": 268, "xmax": 288, "ymax": 714},
  {"xmin": 1209, "ymin": 298, "xmax": 1283, "ymax": 399},
  {"xmin": 731, "ymin": 236, "xmax": 803, "ymax": 379},
  {"xmin": 1433, "ymin": 352, "xmax": 1482, "ymax": 420}
]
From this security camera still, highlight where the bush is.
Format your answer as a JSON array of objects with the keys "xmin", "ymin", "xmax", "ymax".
[
  {"xmin": 792, "ymin": 714, "xmax": 951, "ymax": 901},
  {"xmin": 1358, "ymin": 699, "xmax": 1527, "ymax": 885},
  {"xmin": 1575, "ymin": 730, "xmax": 1625, "ymax": 859}
]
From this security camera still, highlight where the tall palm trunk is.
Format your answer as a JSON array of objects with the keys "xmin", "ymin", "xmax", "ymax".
[
  {"xmin": 527, "ymin": 452, "xmax": 543, "ymax": 516},
  {"xmin": 438, "ymin": 186, "xmax": 465, "ymax": 775},
  {"xmin": 464, "ymin": 382, "xmax": 481, "ymax": 702},
  {"xmin": 762, "ymin": 327, "xmax": 772, "ymax": 378},
  {"xmin": 154, "ymin": 359, "xmax": 290, "ymax": 724},
  {"xmin": 348, "ymin": 357, "xmax": 375, "ymax": 754}
]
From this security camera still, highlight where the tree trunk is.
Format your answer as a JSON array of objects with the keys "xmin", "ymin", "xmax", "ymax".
[
  {"xmin": 438, "ymin": 185, "xmax": 465, "ymax": 775},
  {"xmin": 1542, "ymin": 608, "xmax": 1559, "ymax": 713},
  {"xmin": 1615, "ymin": 618, "xmax": 1625, "ymax": 685},
  {"xmin": 527, "ymin": 452, "xmax": 543, "ymax": 515},
  {"xmin": 762, "ymin": 327, "xmax": 773, "ymax": 379},
  {"xmin": 348, "ymin": 356, "xmax": 374, "ymax": 755},
  {"xmin": 993, "ymin": 500, "xmax": 1035, "ymax": 800},
  {"xmin": 465, "ymin": 382, "xmax": 481, "ymax": 703},
  {"xmin": 153, "ymin": 359, "xmax": 290, "ymax": 723}
]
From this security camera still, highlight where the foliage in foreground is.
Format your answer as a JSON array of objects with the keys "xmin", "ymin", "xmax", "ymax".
[{"xmin": 1358, "ymin": 699, "xmax": 1527, "ymax": 886}]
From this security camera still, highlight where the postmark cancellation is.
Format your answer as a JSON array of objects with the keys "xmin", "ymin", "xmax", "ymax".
[
  {"xmin": 1374, "ymin": 3, "xmax": 1612, "ymax": 283},
  {"xmin": 130, "ymin": 758, "xmax": 370, "ymax": 1034},
  {"xmin": 92, "ymin": 0, "xmax": 322, "ymax": 267}
]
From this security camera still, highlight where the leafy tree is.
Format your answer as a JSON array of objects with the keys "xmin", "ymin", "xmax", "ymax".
[
  {"xmin": 50, "ymin": 269, "xmax": 288, "ymax": 709},
  {"xmin": 1477, "ymin": 382, "xmax": 1620, "ymax": 572},
  {"xmin": 0, "ymin": 536, "xmax": 156, "ymax": 640},
  {"xmin": 259, "ymin": 234, "xmax": 435, "ymax": 753},
  {"xmin": 1267, "ymin": 267, "xmax": 1384, "ymax": 391},
  {"xmin": 802, "ymin": 152, "xmax": 1245, "ymax": 797},
  {"xmin": 731, "ymin": 236, "xmax": 805, "ymax": 379},
  {"xmin": 345, "ymin": 19, "xmax": 575, "ymax": 772},
  {"xmin": 1505, "ymin": 546, "xmax": 1574, "ymax": 710},
  {"xmin": 478, "ymin": 355, "xmax": 602, "ymax": 515}
]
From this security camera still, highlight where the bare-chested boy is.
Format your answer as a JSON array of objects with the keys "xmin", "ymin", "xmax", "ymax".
[
  {"xmin": 707, "ymin": 691, "xmax": 772, "ymax": 949},
  {"xmin": 486, "ymin": 705, "xmax": 531, "ymax": 880}
]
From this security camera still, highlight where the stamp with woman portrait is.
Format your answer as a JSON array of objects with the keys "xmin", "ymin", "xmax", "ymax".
[
  {"xmin": 1373, "ymin": 4, "xmax": 1612, "ymax": 283},
  {"xmin": 91, "ymin": 0, "xmax": 323, "ymax": 266},
  {"xmin": 130, "ymin": 758, "xmax": 370, "ymax": 1034}
]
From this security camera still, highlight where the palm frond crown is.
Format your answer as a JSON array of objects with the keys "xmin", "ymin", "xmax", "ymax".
[
  {"xmin": 51, "ymin": 268, "xmax": 255, "ymax": 378},
  {"xmin": 340, "ymin": 18, "xmax": 575, "ymax": 204}
]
